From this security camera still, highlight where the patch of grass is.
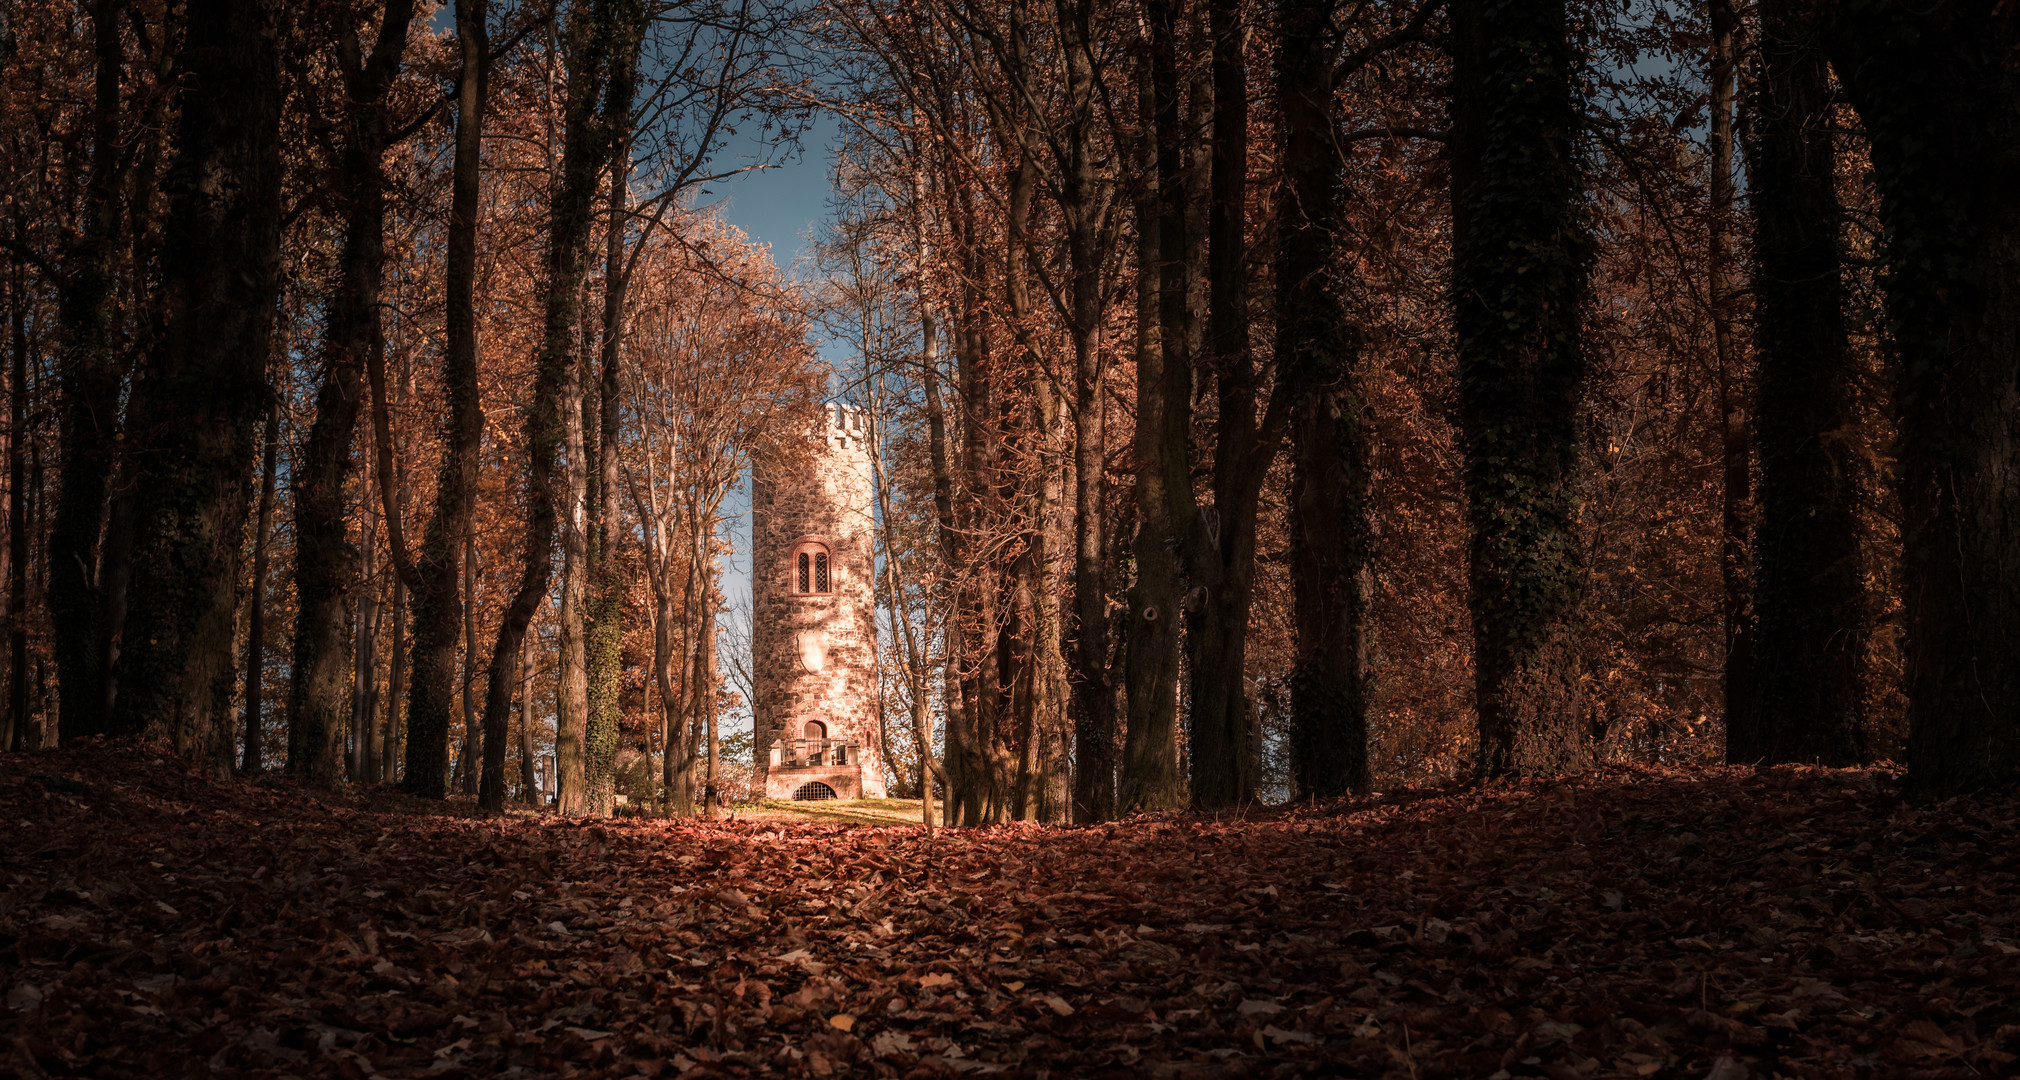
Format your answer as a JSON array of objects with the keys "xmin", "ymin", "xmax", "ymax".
[{"xmin": 731, "ymin": 797, "xmax": 940, "ymax": 828}]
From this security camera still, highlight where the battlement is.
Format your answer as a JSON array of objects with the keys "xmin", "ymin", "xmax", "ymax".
[{"xmin": 824, "ymin": 401, "xmax": 870, "ymax": 450}]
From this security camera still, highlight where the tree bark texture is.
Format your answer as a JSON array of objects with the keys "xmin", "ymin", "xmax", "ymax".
[
  {"xmin": 1188, "ymin": 0, "xmax": 1275, "ymax": 810},
  {"xmin": 384, "ymin": 572, "xmax": 407, "ymax": 783},
  {"xmin": 557, "ymin": 327, "xmax": 592, "ymax": 813},
  {"xmin": 113, "ymin": 0, "xmax": 286, "ymax": 765},
  {"xmin": 478, "ymin": 0, "xmax": 641, "ymax": 813},
  {"xmin": 1448, "ymin": 0, "xmax": 1591, "ymax": 776},
  {"xmin": 1120, "ymin": 0, "xmax": 1191, "ymax": 813},
  {"xmin": 8, "ymin": 262, "xmax": 28, "ymax": 752},
  {"xmin": 586, "ymin": 133, "xmax": 639, "ymax": 816},
  {"xmin": 1057, "ymin": 0, "xmax": 1118, "ymax": 826},
  {"xmin": 518, "ymin": 624, "xmax": 541, "ymax": 804},
  {"xmin": 242, "ymin": 402, "xmax": 279, "ymax": 772},
  {"xmin": 1828, "ymin": 1, "xmax": 2020, "ymax": 798},
  {"xmin": 288, "ymin": 0, "xmax": 416, "ymax": 785},
  {"xmin": 395, "ymin": 0, "xmax": 484, "ymax": 801},
  {"xmin": 1707, "ymin": 0, "xmax": 1755, "ymax": 767},
  {"xmin": 50, "ymin": 0, "xmax": 129, "ymax": 743},
  {"xmin": 907, "ymin": 160, "xmax": 960, "ymax": 827},
  {"xmin": 461, "ymin": 521, "xmax": 481, "ymax": 792},
  {"xmin": 351, "ymin": 487, "xmax": 382, "ymax": 781},
  {"xmin": 1738, "ymin": 0, "xmax": 1866, "ymax": 766},
  {"xmin": 1279, "ymin": 0, "xmax": 1370, "ymax": 799}
]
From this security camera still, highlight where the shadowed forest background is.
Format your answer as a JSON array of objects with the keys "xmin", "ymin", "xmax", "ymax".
[{"xmin": 1, "ymin": 0, "xmax": 2016, "ymax": 819}]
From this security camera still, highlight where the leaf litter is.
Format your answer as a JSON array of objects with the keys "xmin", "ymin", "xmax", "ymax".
[{"xmin": 2, "ymin": 744, "xmax": 2015, "ymax": 1078}]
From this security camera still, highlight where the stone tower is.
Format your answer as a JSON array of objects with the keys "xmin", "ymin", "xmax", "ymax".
[{"xmin": 751, "ymin": 401, "xmax": 885, "ymax": 799}]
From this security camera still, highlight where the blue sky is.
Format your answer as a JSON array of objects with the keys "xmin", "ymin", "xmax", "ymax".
[{"xmin": 703, "ymin": 113, "xmax": 841, "ymax": 272}]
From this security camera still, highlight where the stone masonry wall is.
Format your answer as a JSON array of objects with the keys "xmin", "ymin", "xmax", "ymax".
[{"xmin": 751, "ymin": 402, "xmax": 885, "ymax": 798}]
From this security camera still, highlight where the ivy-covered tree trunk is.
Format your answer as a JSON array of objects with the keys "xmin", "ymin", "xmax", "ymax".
[
  {"xmin": 1737, "ymin": 0, "xmax": 1867, "ymax": 766},
  {"xmin": 288, "ymin": 0, "xmax": 417, "ymax": 785},
  {"xmin": 477, "ymin": 0, "xmax": 641, "ymax": 813},
  {"xmin": 1279, "ymin": 0, "xmax": 1370, "ymax": 800},
  {"xmin": 1828, "ymin": 2, "xmax": 2020, "ymax": 798},
  {"xmin": 113, "ymin": 0, "xmax": 286, "ymax": 764},
  {"xmin": 50, "ymin": 0, "xmax": 128, "ymax": 743},
  {"xmin": 1448, "ymin": 0, "xmax": 1592, "ymax": 777},
  {"xmin": 585, "ymin": 136, "xmax": 639, "ymax": 817}
]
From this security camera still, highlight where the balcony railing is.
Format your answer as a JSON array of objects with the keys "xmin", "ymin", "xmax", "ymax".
[{"xmin": 769, "ymin": 738, "xmax": 856, "ymax": 769}]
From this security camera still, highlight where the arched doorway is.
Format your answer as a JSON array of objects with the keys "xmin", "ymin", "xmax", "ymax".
[
  {"xmin": 793, "ymin": 781, "xmax": 837, "ymax": 801},
  {"xmin": 803, "ymin": 720, "xmax": 827, "ymax": 740}
]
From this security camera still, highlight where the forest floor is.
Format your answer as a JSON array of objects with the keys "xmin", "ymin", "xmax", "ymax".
[{"xmin": 3, "ymin": 745, "xmax": 2016, "ymax": 1080}]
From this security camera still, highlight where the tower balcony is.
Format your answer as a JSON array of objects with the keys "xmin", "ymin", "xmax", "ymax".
[{"xmin": 765, "ymin": 738, "xmax": 864, "ymax": 800}]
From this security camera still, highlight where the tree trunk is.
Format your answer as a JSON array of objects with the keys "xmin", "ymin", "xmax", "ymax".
[
  {"xmin": 908, "ymin": 170, "xmax": 960, "ymax": 814},
  {"xmin": 287, "ymin": 0, "xmax": 417, "ymax": 785},
  {"xmin": 702, "ymin": 598, "xmax": 719, "ymax": 818},
  {"xmin": 584, "ymin": 145, "xmax": 633, "ymax": 819},
  {"xmin": 8, "ymin": 260, "xmax": 27, "ymax": 752},
  {"xmin": 1708, "ymin": 0, "xmax": 1755, "ymax": 767},
  {"xmin": 1187, "ymin": 0, "xmax": 1272, "ymax": 810},
  {"xmin": 556, "ymin": 321, "xmax": 592, "ymax": 814},
  {"xmin": 655, "ymin": 586, "xmax": 677, "ymax": 793},
  {"xmin": 352, "ymin": 491, "xmax": 381, "ymax": 781},
  {"xmin": 1121, "ymin": 0, "xmax": 1192, "ymax": 813},
  {"xmin": 241, "ymin": 402, "xmax": 279, "ymax": 773},
  {"xmin": 384, "ymin": 573, "xmax": 407, "ymax": 784},
  {"xmin": 460, "ymin": 520, "xmax": 481, "ymax": 792},
  {"xmin": 442, "ymin": 0, "xmax": 491, "ymax": 802},
  {"xmin": 1740, "ymin": 0, "xmax": 1866, "ymax": 766},
  {"xmin": 50, "ymin": 0, "xmax": 129, "ymax": 743},
  {"xmin": 908, "ymin": 160, "xmax": 959, "ymax": 828},
  {"xmin": 392, "ymin": 0, "xmax": 488, "ymax": 793},
  {"xmin": 1827, "ymin": 2, "xmax": 2020, "ymax": 798},
  {"xmin": 519, "ymin": 622, "xmax": 541, "ymax": 804},
  {"xmin": 1448, "ymin": 0, "xmax": 1591, "ymax": 777},
  {"xmin": 291, "ymin": 373, "xmax": 364, "ymax": 785},
  {"xmin": 1280, "ymin": 0, "xmax": 1370, "ymax": 800},
  {"xmin": 1000, "ymin": 129, "xmax": 1063, "ymax": 823},
  {"xmin": 478, "ymin": 0, "xmax": 640, "ymax": 814},
  {"xmin": 1055, "ymin": 0, "xmax": 1117, "ymax": 826},
  {"xmin": 113, "ymin": 0, "xmax": 287, "ymax": 765}
]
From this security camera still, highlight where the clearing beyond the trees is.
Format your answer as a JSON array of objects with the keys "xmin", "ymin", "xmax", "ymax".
[{"xmin": 3, "ymin": 746, "xmax": 2014, "ymax": 1078}]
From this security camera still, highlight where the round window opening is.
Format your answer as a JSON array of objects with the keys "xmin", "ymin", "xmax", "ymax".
[{"xmin": 793, "ymin": 781, "xmax": 837, "ymax": 802}]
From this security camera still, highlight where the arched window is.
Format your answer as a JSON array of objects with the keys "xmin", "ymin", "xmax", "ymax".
[
  {"xmin": 803, "ymin": 720, "xmax": 827, "ymax": 741},
  {"xmin": 790, "ymin": 541, "xmax": 832, "ymax": 595},
  {"xmin": 793, "ymin": 781, "xmax": 837, "ymax": 801}
]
